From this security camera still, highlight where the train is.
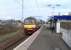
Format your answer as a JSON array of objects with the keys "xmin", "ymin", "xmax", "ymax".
[{"xmin": 23, "ymin": 17, "xmax": 40, "ymax": 35}]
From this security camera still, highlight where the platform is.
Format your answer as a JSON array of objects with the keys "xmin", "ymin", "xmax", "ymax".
[{"xmin": 28, "ymin": 26, "xmax": 70, "ymax": 50}]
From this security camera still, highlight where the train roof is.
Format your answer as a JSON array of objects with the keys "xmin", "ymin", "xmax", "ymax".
[{"xmin": 24, "ymin": 17, "xmax": 36, "ymax": 20}]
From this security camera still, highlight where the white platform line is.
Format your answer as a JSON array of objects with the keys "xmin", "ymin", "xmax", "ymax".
[{"xmin": 13, "ymin": 27, "xmax": 42, "ymax": 50}]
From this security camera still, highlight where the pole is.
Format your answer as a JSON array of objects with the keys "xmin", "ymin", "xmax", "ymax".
[
  {"xmin": 56, "ymin": 20, "xmax": 60, "ymax": 33},
  {"xmin": 21, "ymin": 0, "xmax": 24, "ymax": 21}
]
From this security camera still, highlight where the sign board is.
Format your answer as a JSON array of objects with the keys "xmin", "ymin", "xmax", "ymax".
[{"xmin": 53, "ymin": 15, "xmax": 71, "ymax": 20}]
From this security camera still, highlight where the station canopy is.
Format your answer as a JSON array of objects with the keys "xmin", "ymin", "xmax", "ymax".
[{"xmin": 53, "ymin": 15, "xmax": 71, "ymax": 20}]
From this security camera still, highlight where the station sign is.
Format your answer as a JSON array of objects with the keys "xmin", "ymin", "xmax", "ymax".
[{"xmin": 53, "ymin": 15, "xmax": 71, "ymax": 20}]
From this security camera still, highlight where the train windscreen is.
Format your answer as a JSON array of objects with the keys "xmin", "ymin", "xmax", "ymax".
[{"xmin": 24, "ymin": 19, "xmax": 35, "ymax": 25}]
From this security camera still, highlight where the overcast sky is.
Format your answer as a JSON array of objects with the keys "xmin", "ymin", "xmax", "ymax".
[{"xmin": 0, "ymin": 0, "xmax": 71, "ymax": 20}]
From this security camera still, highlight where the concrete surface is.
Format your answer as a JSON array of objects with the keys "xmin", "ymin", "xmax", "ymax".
[
  {"xmin": 61, "ymin": 28, "xmax": 71, "ymax": 47},
  {"xmin": 28, "ymin": 26, "xmax": 70, "ymax": 50}
]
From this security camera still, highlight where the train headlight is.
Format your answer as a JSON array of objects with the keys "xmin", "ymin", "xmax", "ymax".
[{"xmin": 32, "ymin": 25, "xmax": 36, "ymax": 28}]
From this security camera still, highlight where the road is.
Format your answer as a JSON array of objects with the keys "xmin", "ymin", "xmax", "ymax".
[{"xmin": 28, "ymin": 26, "xmax": 71, "ymax": 50}]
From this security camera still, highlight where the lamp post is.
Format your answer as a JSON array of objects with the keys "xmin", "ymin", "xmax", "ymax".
[
  {"xmin": 47, "ymin": 4, "xmax": 61, "ymax": 32},
  {"xmin": 15, "ymin": 0, "xmax": 24, "ymax": 21},
  {"xmin": 21, "ymin": 0, "xmax": 24, "ymax": 21}
]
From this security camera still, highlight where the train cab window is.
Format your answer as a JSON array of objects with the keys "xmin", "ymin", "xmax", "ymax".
[{"xmin": 24, "ymin": 19, "xmax": 35, "ymax": 24}]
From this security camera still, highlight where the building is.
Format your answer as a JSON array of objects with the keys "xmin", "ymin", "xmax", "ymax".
[{"xmin": 53, "ymin": 15, "xmax": 71, "ymax": 33}]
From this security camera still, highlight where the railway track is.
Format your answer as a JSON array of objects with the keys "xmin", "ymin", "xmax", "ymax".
[
  {"xmin": 0, "ymin": 27, "xmax": 40, "ymax": 50},
  {"xmin": 0, "ymin": 29, "xmax": 30, "ymax": 50},
  {"xmin": 5, "ymin": 34, "xmax": 29, "ymax": 50}
]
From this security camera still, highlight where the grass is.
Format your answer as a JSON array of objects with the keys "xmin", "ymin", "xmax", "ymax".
[
  {"xmin": 0, "ymin": 26, "xmax": 19, "ymax": 35},
  {"xmin": 0, "ymin": 31, "xmax": 18, "ymax": 43},
  {"xmin": 0, "ymin": 22, "xmax": 24, "ymax": 43}
]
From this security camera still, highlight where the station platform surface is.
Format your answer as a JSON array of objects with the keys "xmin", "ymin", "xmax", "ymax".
[{"xmin": 28, "ymin": 26, "xmax": 71, "ymax": 50}]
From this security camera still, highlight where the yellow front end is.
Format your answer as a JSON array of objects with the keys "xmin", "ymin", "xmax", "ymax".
[{"xmin": 24, "ymin": 24, "xmax": 36, "ymax": 30}]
